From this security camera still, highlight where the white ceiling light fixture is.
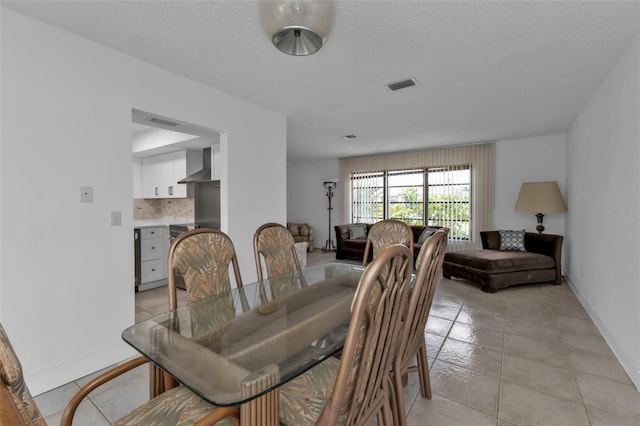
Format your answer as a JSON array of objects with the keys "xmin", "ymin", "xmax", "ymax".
[{"xmin": 259, "ymin": 0, "xmax": 336, "ymax": 56}]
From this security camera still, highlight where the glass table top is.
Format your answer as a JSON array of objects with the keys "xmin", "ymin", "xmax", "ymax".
[{"xmin": 122, "ymin": 262, "xmax": 365, "ymax": 406}]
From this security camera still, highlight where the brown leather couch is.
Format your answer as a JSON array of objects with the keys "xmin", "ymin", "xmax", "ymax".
[
  {"xmin": 442, "ymin": 231, "xmax": 563, "ymax": 293},
  {"xmin": 334, "ymin": 223, "xmax": 447, "ymax": 264}
]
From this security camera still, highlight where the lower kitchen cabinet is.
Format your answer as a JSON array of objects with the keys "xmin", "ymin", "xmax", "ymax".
[{"xmin": 137, "ymin": 226, "xmax": 167, "ymax": 286}]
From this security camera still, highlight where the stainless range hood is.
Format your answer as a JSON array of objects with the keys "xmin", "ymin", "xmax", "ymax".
[{"xmin": 178, "ymin": 147, "xmax": 212, "ymax": 184}]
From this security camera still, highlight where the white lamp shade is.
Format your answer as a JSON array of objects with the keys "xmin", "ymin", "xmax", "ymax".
[{"xmin": 515, "ymin": 181, "xmax": 567, "ymax": 213}]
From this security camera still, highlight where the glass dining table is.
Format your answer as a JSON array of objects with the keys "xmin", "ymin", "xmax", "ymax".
[{"xmin": 122, "ymin": 262, "xmax": 365, "ymax": 425}]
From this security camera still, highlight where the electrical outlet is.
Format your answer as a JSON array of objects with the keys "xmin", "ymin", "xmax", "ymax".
[
  {"xmin": 110, "ymin": 211, "xmax": 122, "ymax": 226},
  {"xmin": 80, "ymin": 186, "xmax": 93, "ymax": 203}
]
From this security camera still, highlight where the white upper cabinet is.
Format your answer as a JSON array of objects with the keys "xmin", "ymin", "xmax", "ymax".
[{"xmin": 141, "ymin": 150, "xmax": 202, "ymax": 198}]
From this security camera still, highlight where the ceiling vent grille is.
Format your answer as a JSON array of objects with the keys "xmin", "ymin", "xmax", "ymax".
[
  {"xmin": 386, "ymin": 78, "xmax": 418, "ymax": 92},
  {"xmin": 149, "ymin": 117, "xmax": 179, "ymax": 127},
  {"xmin": 342, "ymin": 134, "xmax": 357, "ymax": 140}
]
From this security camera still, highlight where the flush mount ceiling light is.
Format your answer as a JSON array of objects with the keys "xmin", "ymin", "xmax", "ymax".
[{"xmin": 259, "ymin": 0, "xmax": 336, "ymax": 56}]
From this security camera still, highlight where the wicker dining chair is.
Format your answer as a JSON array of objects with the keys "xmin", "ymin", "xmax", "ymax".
[
  {"xmin": 362, "ymin": 219, "xmax": 414, "ymax": 266},
  {"xmin": 279, "ymin": 244, "xmax": 413, "ymax": 426},
  {"xmin": 391, "ymin": 229, "xmax": 448, "ymax": 426},
  {"xmin": 0, "ymin": 322, "xmax": 239, "ymax": 426},
  {"xmin": 168, "ymin": 228, "xmax": 244, "ymax": 311},
  {"xmin": 253, "ymin": 222, "xmax": 301, "ymax": 281}
]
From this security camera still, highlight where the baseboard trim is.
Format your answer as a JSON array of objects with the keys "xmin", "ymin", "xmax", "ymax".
[
  {"xmin": 27, "ymin": 342, "xmax": 137, "ymax": 396},
  {"xmin": 565, "ymin": 274, "xmax": 640, "ymax": 392}
]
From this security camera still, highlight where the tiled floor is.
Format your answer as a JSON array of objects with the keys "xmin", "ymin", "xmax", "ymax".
[{"xmin": 35, "ymin": 250, "xmax": 640, "ymax": 425}]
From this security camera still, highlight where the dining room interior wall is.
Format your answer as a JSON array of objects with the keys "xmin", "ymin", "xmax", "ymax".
[
  {"xmin": 565, "ymin": 31, "xmax": 640, "ymax": 390},
  {"xmin": 0, "ymin": 6, "xmax": 286, "ymax": 395}
]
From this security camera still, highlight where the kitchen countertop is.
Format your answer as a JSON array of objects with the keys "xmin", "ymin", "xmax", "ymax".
[{"xmin": 134, "ymin": 218, "xmax": 193, "ymax": 228}]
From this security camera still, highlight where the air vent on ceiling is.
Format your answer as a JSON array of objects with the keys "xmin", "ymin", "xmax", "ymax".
[
  {"xmin": 149, "ymin": 117, "xmax": 179, "ymax": 127},
  {"xmin": 386, "ymin": 78, "xmax": 418, "ymax": 92},
  {"xmin": 342, "ymin": 134, "xmax": 357, "ymax": 140}
]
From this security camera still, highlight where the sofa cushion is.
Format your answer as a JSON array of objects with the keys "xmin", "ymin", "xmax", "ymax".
[
  {"xmin": 499, "ymin": 229, "xmax": 526, "ymax": 251},
  {"xmin": 444, "ymin": 250, "xmax": 554, "ymax": 273},
  {"xmin": 299, "ymin": 225, "xmax": 310, "ymax": 237},
  {"xmin": 349, "ymin": 224, "xmax": 367, "ymax": 239},
  {"xmin": 417, "ymin": 228, "xmax": 436, "ymax": 243},
  {"xmin": 287, "ymin": 223, "xmax": 300, "ymax": 236}
]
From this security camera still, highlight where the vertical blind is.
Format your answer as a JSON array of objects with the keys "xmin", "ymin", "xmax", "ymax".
[{"xmin": 340, "ymin": 143, "xmax": 495, "ymax": 251}]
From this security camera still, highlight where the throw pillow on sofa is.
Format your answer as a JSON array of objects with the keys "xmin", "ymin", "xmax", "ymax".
[
  {"xmin": 417, "ymin": 227, "xmax": 437, "ymax": 243},
  {"xmin": 499, "ymin": 229, "xmax": 526, "ymax": 251},
  {"xmin": 348, "ymin": 224, "xmax": 367, "ymax": 239}
]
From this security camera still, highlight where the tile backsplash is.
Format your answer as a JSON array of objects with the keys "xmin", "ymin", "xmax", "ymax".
[{"xmin": 134, "ymin": 198, "xmax": 194, "ymax": 220}]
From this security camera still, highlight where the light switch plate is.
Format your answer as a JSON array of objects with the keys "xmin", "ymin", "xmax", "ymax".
[
  {"xmin": 110, "ymin": 211, "xmax": 122, "ymax": 226},
  {"xmin": 80, "ymin": 186, "xmax": 93, "ymax": 203}
]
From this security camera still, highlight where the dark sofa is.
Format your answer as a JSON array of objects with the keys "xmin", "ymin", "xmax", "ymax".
[
  {"xmin": 334, "ymin": 223, "xmax": 447, "ymax": 264},
  {"xmin": 442, "ymin": 231, "xmax": 563, "ymax": 293}
]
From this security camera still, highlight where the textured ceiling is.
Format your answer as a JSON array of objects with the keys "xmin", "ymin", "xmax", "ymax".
[{"xmin": 4, "ymin": 1, "xmax": 640, "ymax": 160}]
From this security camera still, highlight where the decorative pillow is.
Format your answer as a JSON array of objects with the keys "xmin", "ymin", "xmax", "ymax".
[
  {"xmin": 348, "ymin": 224, "xmax": 367, "ymax": 239},
  {"xmin": 299, "ymin": 224, "xmax": 310, "ymax": 237},
  {"xmin": 499, "ymin": 229, "xmax": 526, "ymax": 251},
  {"xmin": 417, "ymin": 228, "xmax": 436, "ymax": 244}
]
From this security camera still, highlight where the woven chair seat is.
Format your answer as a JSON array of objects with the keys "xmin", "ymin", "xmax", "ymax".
[
  {"xmin": 279, "ymin": 356, "xmax": 340, "ymax": 426},
  {"xmin": 115, "ymin": 385, "xmax": 235, "ymax": 426}
]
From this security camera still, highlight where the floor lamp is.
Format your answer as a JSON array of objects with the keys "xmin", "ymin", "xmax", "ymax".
[{"xmin": 323, "ymin": 181, "xmax": 337, "ymax": 251}]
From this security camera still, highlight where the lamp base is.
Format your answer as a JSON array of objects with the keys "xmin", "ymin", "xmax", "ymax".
[
  {"xmin": 535, "ymin": 213, "xmax": 545, "ymax": 234},
  {"xmin": 323, "ymin": 239, "xmax": 336, "ymax": 252}
]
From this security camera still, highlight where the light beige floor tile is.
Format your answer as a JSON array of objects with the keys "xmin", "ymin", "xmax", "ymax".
[
  {"xmin": 505, "ymin": 319, "xmax": 563, "ymax": 344},
  {"xmin": 425, "ymin": 332, "xmax": 446, "ymax": 358},
  {"xmin": 438, "ymin": 338, "xmax": 502, "ymax": 377},
  {"xmin": 503, "ymin": 334, "xmax": 569, "ymax": 368},
  {"xmin": 549, "ymin": 303, "xmax": 591, "ymax": 321},
  {"xmin": 430, "ymin": 360, "xmax": 500, "ymax": 416},
  {"xmin": 456, "ymin": 306, "xmax": 506, "ymax": 331},
  {"xmin": 586, "ymin": 406, "xmax": 640, "ymax": 426},
  {"xmin": 498, "ymin": 381, "xmax": 590, "ymax": 426},
  {"xmin": 88, "ymin": 372, "xmax": 149, "ymax": 422},
  {"xmin": 462, "ymin": 294, "xmax": 508, "ymax": 315},
  {"xmin": 501, "ymin": 353, "xmax": 582, "ymax": 402},
  {"xmin": 44, "ymin": 399, "xmax": 109, "ymax": 426},
  {"xmin": 561, "ymin": 331, "xmax": 616, "ymax": 358},
  {"xmin": 449, "ymin": 322, "xmax": 504, "ymax": 351},
  {"xmin": 568, "ymin": 350, "xmax": 632, "ymax": 385},
  {"xmin": 432, "ymin": 292, "xmax": 467, "ymax": 309},
  {"xmin": 34, "ymin": 381, "xmax": 81, "ymax": 417},
  {"xmin": 575, "ymin": 373, "xmax": 640, "ymax": 419},
  {"xmin": 425, "ymin": 316, "xmax": 454, "ymax": 337},
  {"xmin": 429, "ymin": 301, "xmax": 462, "ymax": 321},
  {"xmin": 542, "ymin": 282, "xmax": 576, "ymax": 298},
  {"xmin": 407, "ymin": 394, "xmax": 497, "ymax": 426},
  {"xmin": 553, "ymin": 314, "xmax": 600, "ymax": 336},
  {"xmin": 75, "ymin": 361, "xmax": 148, "ymax": 397},
  {"xmin": 497, "ymin": 420, "xmax": 518, "ymax": 426}
]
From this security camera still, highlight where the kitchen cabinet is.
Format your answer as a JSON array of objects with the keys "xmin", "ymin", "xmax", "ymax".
[
  {"xmin": 141, "ymin": 150, "xmax": 201, "ymax": 198},
  {"xmin": 138, "ymin": 226, "xmax": 167, "ymax": 284}
]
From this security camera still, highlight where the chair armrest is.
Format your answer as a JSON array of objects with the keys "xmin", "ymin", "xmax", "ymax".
[
  {"xmin": 0, "ymin": 381, "xmax": 23, "ymax": 425},
  {"xmin": 61, "ymin": 356, "xmax": 151, "ymax": 426}
]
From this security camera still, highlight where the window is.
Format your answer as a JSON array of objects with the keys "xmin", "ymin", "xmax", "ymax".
[{"xmin": 350, "ymin": 165, "xmax": 472, "ymax": 240}]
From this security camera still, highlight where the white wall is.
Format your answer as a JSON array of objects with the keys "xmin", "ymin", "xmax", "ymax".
[
  {"xmin": 566, "ymin": 33, "xmax": 640, "ymax": 389},
  {"xmin": 494, "ymin": 134, "xmax": 567, "ymax": 236},
  {"xmin": 0, "ymin": 8, "xmax": 286, "ymax": 395},
  {"xmin": 287, "ymin": 159, "xmax": 341, "ymax": 249}
]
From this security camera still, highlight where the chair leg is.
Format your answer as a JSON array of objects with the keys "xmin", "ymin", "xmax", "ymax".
[
  {"xmin": 392, "ymin": 361, "xmax": 408, "ymax": 426},
  {"xmin": 417, "ymin": 343, "xmax": 431, "ymax": 399}
]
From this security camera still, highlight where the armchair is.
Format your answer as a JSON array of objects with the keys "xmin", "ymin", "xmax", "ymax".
[{"xmin": 286, "ymin": 222, "xmax": 314, "ymax": 252}]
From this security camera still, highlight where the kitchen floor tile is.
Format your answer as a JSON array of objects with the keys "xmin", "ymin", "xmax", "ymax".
[
  {"xmin": 553, "ymin": 314, "xmax": 600, "ymax": 336},
  {"xmin": 34, "ymin": 381, "xmax": 81, "ymax": 417},
  {"xmin": 504, "ymin": 318, "xmax": 563, "ymax": 344},
  {"xmin": 425, "ymin": 332, "xmax": 446, "ymax": 358},
  {"xmin": 88, "ymin": 371, "xmax": 149, "ymax": 422},
  {"xmin": 456, "ymin": 306, "xmax": 506, "ymax": 331},
  {"xmin": 561, "ymin": 331, "xmax": 616, "ymax": 358},
  {"xmin": 575, "ymin": 373, "xmax": 640, "ymax": 419},
  {"xmin": 498, "ymin": 381, "xmax": 590, "ymax": 426},
  {"xmin": 429, "ymin": 302, "xmax": 462, "ymax": 321}
]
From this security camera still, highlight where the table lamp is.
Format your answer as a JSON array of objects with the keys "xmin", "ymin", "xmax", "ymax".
[{"xmin": 515, "ymin": 181, "xmax": 567, "ymax": 233}]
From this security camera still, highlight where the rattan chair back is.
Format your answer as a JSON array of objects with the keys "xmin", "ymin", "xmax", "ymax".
[
  {"xmin": 363, "ymin": 219, "xmax": 414, "ymax": 266},
  {"xmin": 167, "ymin": 228, "xmax": 243, "ymax": 311},
  {"xmin": 318, "ymin": 244, "xmax": 412, "ymax": 425},
  {"xmin": 392, "ymin": 229, "xmax": 448, "ymax": 425},
  {"xmin": 253, "ymin": 223, "xmax": 301, "ymax": 282}
]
